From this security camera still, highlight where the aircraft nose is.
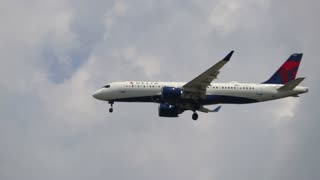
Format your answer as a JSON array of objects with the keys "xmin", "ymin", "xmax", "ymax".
[{"xmin": 92, "ymin": 89, "xmax": 103, "ymax": 100}]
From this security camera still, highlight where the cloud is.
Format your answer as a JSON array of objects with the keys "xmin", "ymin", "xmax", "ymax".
[
  {"xmin": 208, "ymin": 1, "xmax": 242, "ymax": 35},
  {"xmin": 272, "ymin": 98, "xmax": 300, "ymax": 123},
  {"xmin": 0, "ymin": 0, "xmax": 319, "ymax": 180},
  {"xmin": 205, "ymin": 0, "xmax": 270, "ymax": 35},
  {"xmin": 104, "ymin": 0, "xmax": 128, "ymax": 26},
  {"xmin": 121, "ymin": 47, "xmax": 162, "ymax": 78}
]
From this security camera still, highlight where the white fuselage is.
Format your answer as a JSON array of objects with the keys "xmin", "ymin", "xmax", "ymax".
[
  {"xmin": 92, "ymin": 81, "xmax": 308, "ymax": 104},
  {"xmin": 92, "ymin": 52, "xmax": 308, "ymax": 120}
]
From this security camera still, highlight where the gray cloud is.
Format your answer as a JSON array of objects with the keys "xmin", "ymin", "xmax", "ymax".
[{"xmin": 0, "ymin": 0, "xmax": 319, "ymax": 179}]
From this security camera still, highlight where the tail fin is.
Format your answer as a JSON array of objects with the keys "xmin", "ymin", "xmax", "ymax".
[{"xmin": 262, "ymin": 53, "xmax": 303, "ymax": 84}]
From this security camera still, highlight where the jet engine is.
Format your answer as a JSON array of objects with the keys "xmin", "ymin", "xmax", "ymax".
[
  {"xmin": 158, "ymin": 103, "xmax": 179, "ymax": 117},
  {"xmin": 161, "ymin": 87, "xmax": 183, "ymax": 101}
]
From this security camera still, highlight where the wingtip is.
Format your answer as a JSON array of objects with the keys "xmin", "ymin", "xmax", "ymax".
[{"xmin": 223, "ymin": 50, "xmax": 234, "ymax": 61}]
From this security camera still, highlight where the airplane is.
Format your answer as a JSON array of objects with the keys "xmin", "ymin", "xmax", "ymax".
[{"xmin": 92, "ymin": 51, "xmax": 308, "ymax": 120}]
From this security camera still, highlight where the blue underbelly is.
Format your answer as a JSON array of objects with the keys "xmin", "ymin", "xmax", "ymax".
[{"xmin": 113, "ymin": 95, "xmax": 258, "ymax": 105}]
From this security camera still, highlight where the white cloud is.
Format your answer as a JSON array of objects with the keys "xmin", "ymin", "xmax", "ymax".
[
  {"xmin": 112, "ymin": 47, "xmax": 162, "ymax": 79},
  {"xmin": 272, "ymin": 98, "xmax": 300, "ymax": 125},
  {"xmin": 208, "ymin": 0, "xmax": 270, "ymax": 35},
  {"xmin": 0, "ymin": 0, "xmax": 318, "ymax": 180},
  {"xmin": 208, "ymin": 1, "xmax": 241, "ymax": 35},
  {"xmin": 114, "ymin": 0, "xmax": 128, "ymax": 16},
  {"xmin": 104, "ymin": 0, "xmax": 128, "ymax": 27},
  {"xmin": 135, "ymin": 55, "xmax": 161, "ymax": 78}
]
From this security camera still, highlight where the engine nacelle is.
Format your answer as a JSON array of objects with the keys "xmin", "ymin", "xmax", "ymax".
[
  {"xmin": 161, "ymin": 87, "xmax": 183, "ymax": 101},
  {"xmin": 158, "ymin": 103, "xmax": 179, "ymax": 117}
]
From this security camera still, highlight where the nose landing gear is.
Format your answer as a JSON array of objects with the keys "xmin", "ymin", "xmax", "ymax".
[{"xmin": 109, "ymin": 101, "xmax": 114, "ymax": 113}]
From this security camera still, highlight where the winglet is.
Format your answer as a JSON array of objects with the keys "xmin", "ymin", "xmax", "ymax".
[
  {"xmin": 222, "ymin": 51, "xmax": 234, "ymax": 61},
  {"xmin": 278, "ymin": 77, "xmax": 305, "ymax": 90}
]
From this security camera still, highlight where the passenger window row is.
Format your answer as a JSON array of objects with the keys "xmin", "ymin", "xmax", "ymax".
[
  {"xmin": 209, "ymin": 86, "xmax": 255, "ymax": 90},
  {"xmin": 123, "ymin": 84, "xmax": 255, "ymax": 90}
]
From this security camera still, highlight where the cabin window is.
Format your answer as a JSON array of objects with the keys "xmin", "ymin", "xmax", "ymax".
[{"xmin": 103, "ymin": 85, "xmax": 111, "ymax": 88}]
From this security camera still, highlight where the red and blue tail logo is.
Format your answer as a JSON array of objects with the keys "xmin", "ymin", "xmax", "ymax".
[{"xmin": 263, "ymin": 53, "xmax": 303, "ymax": 84}]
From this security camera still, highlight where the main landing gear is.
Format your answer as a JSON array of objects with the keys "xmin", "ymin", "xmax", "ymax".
[
  {"xmin": 109, "ymin": 101, "xmax": 114, "ymax": 113},
  {"xmin": 192, "ymin": 112, "xmax": 198, "ymax": 121}
]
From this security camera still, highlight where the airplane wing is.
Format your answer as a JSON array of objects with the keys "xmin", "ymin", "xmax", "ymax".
[{"xmin": 182, "ymin": 51, "xmax": 234, "ymax": 99}]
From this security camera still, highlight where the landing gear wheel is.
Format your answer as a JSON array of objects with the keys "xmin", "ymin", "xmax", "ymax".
[
  {"xmin": 192, "ymin": 113, "xmax": 198, "ymax": 121},
  {"xmin": 108, "ymin": 101, "xmax": 114, "ymax": 113}
]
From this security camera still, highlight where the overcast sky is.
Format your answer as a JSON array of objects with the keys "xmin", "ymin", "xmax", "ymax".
[{"xmin": 1, "ymin": 0, "xmax": 319, "ymax": 179}]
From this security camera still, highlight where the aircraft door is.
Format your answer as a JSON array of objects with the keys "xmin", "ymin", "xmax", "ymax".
[
  {"xmin": 256, "ymin": 86, "xmax": 263, "ymax": 96},
  {"xmin": 119, "ymin": 83, "xmax": 126, "ymax": 93}
]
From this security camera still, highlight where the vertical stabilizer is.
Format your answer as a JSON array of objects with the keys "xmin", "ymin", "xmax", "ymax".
[{"xmin": 263, "ymin": 53, "xmax": 303, "ymax": 84}]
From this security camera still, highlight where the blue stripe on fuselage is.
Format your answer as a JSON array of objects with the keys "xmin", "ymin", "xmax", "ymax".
[
  {"xmin": 113, "ymin": 95, "xmax": 258, "ymax": 105},
  {"xmin": 200, "ymin": 95, "xmax": 258, "ymax": 104}
]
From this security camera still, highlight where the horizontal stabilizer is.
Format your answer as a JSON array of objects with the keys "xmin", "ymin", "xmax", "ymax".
[
  {"xmin": 199, "ymin": 106, "xmax": 222, "ymax": 113},
  {"xmin": 212, "ymin": 106, "xmax": 222, "ymax": 112},
  {"xmin": 278, "ymin": 77, "xmax": 305, "ymax": 91}
]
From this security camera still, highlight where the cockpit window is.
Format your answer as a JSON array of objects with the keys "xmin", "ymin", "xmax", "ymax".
[{"xmin": 103, "ymin": 85, "xmax": 111, "ymax": 88}]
